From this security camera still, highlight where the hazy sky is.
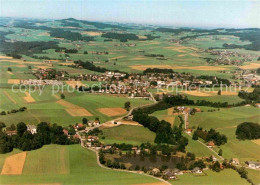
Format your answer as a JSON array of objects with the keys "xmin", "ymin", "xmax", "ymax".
[{"xmin": 1, "ymin": 0, "xmax": 259, "ymax": 28}]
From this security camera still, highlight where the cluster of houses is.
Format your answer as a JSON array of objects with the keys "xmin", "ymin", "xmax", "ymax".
[
  {"xmin": 203, "ymin": 49, "xmax": 254, "ymax": 66},
  {"xmin": 5, "ymin": 124, "xmax": 37, "ymax": 136},
  {"xmin": 21, "ymin": 79, "xmax": 63, "ymax": 85}
]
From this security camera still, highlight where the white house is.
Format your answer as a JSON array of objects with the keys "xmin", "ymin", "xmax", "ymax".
[
  {"xmin": 247, "ymin": 161, "xmax": 260, "ymax": 169},
  {"xmin": 27, "ymin": 125, "xmax": 37, "ymax": 134}
]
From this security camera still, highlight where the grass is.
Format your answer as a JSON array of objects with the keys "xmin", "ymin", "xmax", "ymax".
[
  {"xmin": 170, "ymin": 169, "xmax": 250, "ymax": 185},
  {"xmin": 189, "ymin": 106, "xmax": 260, "ymax": 162},
  {"xmin": 100, "ymin": 125, "xmax": 156, "ymax": 145},
  {"xmin": 0, "ymin": 144, "xmax": 160, "ymax": 185},
  {"xmin": 0, "ymin": 88, "xmax": 153, "ymax": 126}
]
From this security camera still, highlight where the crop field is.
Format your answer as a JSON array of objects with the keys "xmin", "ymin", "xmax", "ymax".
[
  {"xmin": 100, "ymin": 125, "xmax": 156, "ymax": 145},
  {"xmin": 0, "ymin": 87, "xmax": 152, "ymax": 126},
  {"xmin": 0, "ymin": 145, "xmax": 160, "ymax": 185}
]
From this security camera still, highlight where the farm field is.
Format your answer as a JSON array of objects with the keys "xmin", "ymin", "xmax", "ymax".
[
  {"xmin": 0, "ymin": 145, "xmax": 161, "ymax": 185},
  {"xmin": 170, "ymin": 169, "xmax": 250, "ymax": 185},
  {"xmin": 188, "ymin": 106, "xmax": 260, "ymax": 162},
  {"xmin": 100, "ymin": 125, "xmax": 156, "ymax": 145},
  {"xmin": 0, "ymin": 87, "xmax": 152, "ymax": 126}
]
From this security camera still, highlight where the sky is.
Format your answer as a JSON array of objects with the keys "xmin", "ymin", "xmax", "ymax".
[{"xmin": 0, "ymin": 0, "xmax": 260, "ymax": 28}]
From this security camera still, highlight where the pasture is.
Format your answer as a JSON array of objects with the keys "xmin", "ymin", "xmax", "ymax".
[{"xmin": 100, "ymin": 125, "xmax": 156, "ymax": 145}]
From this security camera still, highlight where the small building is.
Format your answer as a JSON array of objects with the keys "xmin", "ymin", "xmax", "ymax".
[
  {"xmin": 27, "ymin": 125, "xmax": 37, "ymax": 135},
  {"xmin": 164, "ymin": 171, "xmax": 176, "ymax": 180},
  {"xmin": 87, "ymin": 136, "xmax": 99, "ymax": 142},
  {"xmin": 231, "ymin": 158, "xmax": 240, "ymax": 165},
  {"xmin": 185, "ymin": 129, "xmax": 192, "ymax": 134},
  {"xmin": 88, "ymin": 120, "xmax": 100, "ymax": 127},
  {"xmin": 151, "ymin": 168, "xmax": 160, "ymax": 176},
  {"xmin": 6, "ymin": 130, "xmax": 17, "ymax": 136},
  {"xmin": 172, "ymin": 168, "xmax": 183, "ymax": 175},
  {"xmin": 247, "ymin": 161, "xmax": 260, "ymax": 169},
  {"xmin": 192, "ymin": 167, "xmax": 203, "ymax": 174},
  {"xmin": 207, "ymin": 141, "xmax": 215, "ymax": 148},
  {"xmin": 63, "ymin": 129, "xmax": 69, "ymax": 136},
  {"xmin": 211, "ymin": 155, "xmax": 217, "ymax": 162}
]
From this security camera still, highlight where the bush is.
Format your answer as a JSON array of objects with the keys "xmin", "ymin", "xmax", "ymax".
[{"xmin": 236, "ymin": 122, "xmax": 260, "ymax": 140}]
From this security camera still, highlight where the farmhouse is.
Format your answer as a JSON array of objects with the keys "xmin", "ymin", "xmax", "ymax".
[
  {"xmin": 247, "ymin": 161, "xmax": 260, "ymax": 169},
  {"xmin": 172, "ymin": 168, "xmax": 183, "ymax": 175},
  {"xmin": 27, "ymin": 125, "xmax": 37, "ymax": 134},
  {"xmin": 164, "ymin": 171, "xmax": 177, "ymax": 180},
  {"xmin": 231, "ymin": 158, "xmax": 240, "ymax": 165},
  {"xmin": 207, "ymin": 141, "xmax": 215, "ymax": 148},
  {"xmin": 6, "ymin": 130, "xmax": 17, "ymax": 136},
  {"xmin": 88, "ymin": 120, "xmax": 100, "ymax": 127},
  {"xmin": 192, "ymin": 167, "xmax": 203, "ymax": 174}
]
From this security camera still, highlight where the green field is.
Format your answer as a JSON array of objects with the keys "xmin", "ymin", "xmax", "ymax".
[
  {"xmin": 100, "ymin": 125, "xmax": 156, "ymax": 145},
  {"xmin": 0, "ymin": 145, "xmax": 160, "ymax": 185},
  {"xmin": 189, "ymin": 106, "xmax": 260, "ymax": 162},
  {"xmin": 171, "ymin": 169, "xmax": 250, "ymax": 185},
  {"xmin": 0, "ymin": 88, "xmax": 152, "ymax": 126}
]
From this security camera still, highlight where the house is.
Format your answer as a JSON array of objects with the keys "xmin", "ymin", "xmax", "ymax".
[
  {"xmin": 247, "ymin": 161, "xmax": 260, "ymax": 169},
  {"xmin": 207, "ymin": 141, "xmax": 215, "ymax": 148},
  {"xmin": 63, "ymin": 129, "xmax": 69, "ymax": 136},
  {"xmin": 87, "ymin": 136, "xmax": 99, "ymax": 142},
  {"xmin": 6, "ymin": 130, "xmax": 17, "ymax": 136},
  {"xmin": 192, "ymin": 167, "xmax": 203, "ymax": 174},
  {"xmin": 211, "ymin": 155, "xmax": 217, "ymax": 162},
  {"xmin": 172, "ymin": 168, "xmax": 183, "ymax": 175},
  {"xmin": 88, "ymin": 120, "xmax": 100, "ymax": 127},
  {"xmin": 151, "ymin": 168, "xmax": 160, "ymax": 176},
  {"xmin": 185, "ymin": 129, "xmax": 192, "ymax": 134},
  {"xmin": 231, "ymin": 158, "xmax": 240, "ymax": 165},
  {"xmin": 27, "ymin": 125, "xmax": 37, "ymax": 134},
  {"xmin": 164, "ymin": 171, "xmax": 176, "ymax": 180}
]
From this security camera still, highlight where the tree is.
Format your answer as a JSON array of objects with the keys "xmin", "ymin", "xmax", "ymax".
[
  {"xmin": 17, "ymin": 122, "xmax": 27, "ymax": 136},
  {"xmin": 7, "ymin": 67, "xmax": 12, "ymax": 72},
  {"xmin": 218, "ymin": 90, "xmax": 221, "ymax": 95},
  {"xmin": 218, "ymin": 149, "xmax": 223, "ymax": 156},
  {"xmin": 0, "ymin": 122, "xmax": 6, "ymax": 129},
  {"xmin": 82, "ymin": 118, "xmax": 88, "ymax": 124},
  {"xmin": 192, "ymin": 132, "xmax": 198, "ymax": 140},
  {"xmin": 0, "ymin": 111, "xmax": 6, "ymax": 115},
  {"xmin": 60, "ymin": 93, "xmax": 65, "ymax": 99},
  {"xmin": 211, "ymin": 161, "xmax": 221, "ymax": 172},
  {"xmin": 124, "ymin": 101, "xmax": 131, "ymax": 111},
  {"xmin": 237, "ymin": 167, "xmax": 248, "ymax": 178},
  {"xmin": 236, "ymin": 122, "xmax": 260, "ymax": 140},
  {"xmin": 84, "ymin": 51, "xmax": 88, "ymax": 54}
]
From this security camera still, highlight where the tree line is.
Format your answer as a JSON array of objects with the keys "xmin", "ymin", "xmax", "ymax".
[{"xmin": 0, "ymin": 122, "xmax": 79, "ymax": 154}]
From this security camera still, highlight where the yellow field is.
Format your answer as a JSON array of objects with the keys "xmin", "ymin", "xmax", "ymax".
[
  {"xmin": 81, "ymin": 31, "xmax": 102, "ymax": 36},
  {"xmin": 23, "ymin": 92, "xmax": 36, "ymax": 103},
  {"xmin": 7, "ymin": 79, "xmax": 20, "ymax": 84},
  {"xmin": 56, "ymin": 99, "xmax": 93, "ymax": 116},
  {"xmin": 97, "ymin": 107, "xmax": 127, "ymax": 116},
  {"xmin": 239, "ymin": 63, "xmax": 260, "ymax": 69},
  {"xmin": 1, "ymin": 152, "xmax": 27, "ymax": 175},
  {"xmin": 252, "ymin": 139, "xmax": 260, "ymax": 146},
  {"xmin": 66, "ymin": 81, "xmax": 85, "ymax": 88}
]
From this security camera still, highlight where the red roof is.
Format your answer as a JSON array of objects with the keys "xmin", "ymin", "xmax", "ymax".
[
  {"xmin": 208, "ymin": 141, "xmax": 215, "ymax": 146},
  {"xmin": 77, "ymin": 123, "xmax": 84, "ymax": 128},
  {"xmin": 63, "ymin": 129, "xmax": 69, "ymax": 135}
]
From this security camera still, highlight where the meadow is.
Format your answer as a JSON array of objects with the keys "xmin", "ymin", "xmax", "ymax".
[
  {"xmin": 100, "ymin": 125, "xmax": 156, "ymax": 145},
  {"xmin": 170, "ymin": 169, "xmax": 250, "ymax": 185},
  {"xmin": 188, "ymin": 106, "xmax": 260, "ymax": 162}
]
